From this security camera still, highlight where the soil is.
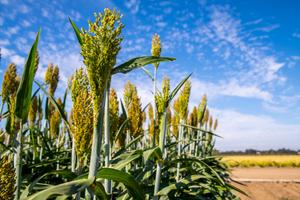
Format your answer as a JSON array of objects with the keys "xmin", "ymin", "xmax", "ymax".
[{"xmin": 230, "ymin": 168, "xmax": 300, "ymax": 200}]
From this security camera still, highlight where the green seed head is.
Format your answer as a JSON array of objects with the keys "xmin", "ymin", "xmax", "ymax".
[
  {"xmin": 70, "ymin": 69, "xmax": 93, "ymax": 163},
  {"xmin": 81, "ymin": 8, "xmax": 123, "ymax": 115},
  {"xmin": 151, "ymin": 33, "xmax": 161, "ymax": 58}
]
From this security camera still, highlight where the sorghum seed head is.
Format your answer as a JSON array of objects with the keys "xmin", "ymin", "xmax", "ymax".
[{"xmin": 151, "ymin": 33, "xmax": 161, "ymax": 58}]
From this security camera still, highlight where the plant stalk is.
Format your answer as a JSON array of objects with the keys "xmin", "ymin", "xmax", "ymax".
[
  {"xmin": 154, "ymin": 111, "xmax": 167, "ymax": 199},
  {"xmin": 104, "ymin": 84, "xmax": 112, "ymax": 193},
  {"xmin": 14, "ymin": 120, "xmax": 23, "ymax": 200},
  {"xmin": 152, "ymin": 66, "xmax": 157, "ymax": 147},
  {"xmin": 176, "ymin": 119, "xmax": 184, "ymax": 182}
]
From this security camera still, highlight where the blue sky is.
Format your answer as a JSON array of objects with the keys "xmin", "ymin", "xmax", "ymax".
[{"xmin": 1, "ymin": 0, "xmax": 300, "ymax": 150}]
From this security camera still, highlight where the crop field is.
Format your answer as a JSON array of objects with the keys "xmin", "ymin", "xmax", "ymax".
[
  {"xmin": 0, "ymin": 7, "xmax": 243, "ymax": 200},
  {"xmin": 222, "ymin": 155, "xmax": 300, "ymax": 168}
]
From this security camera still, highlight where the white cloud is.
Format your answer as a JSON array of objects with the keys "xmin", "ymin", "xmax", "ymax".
[
  {"xmin": 19, "ymin": 4, "xmax": 29, "ymax": 14},
  {"xmin": 10, "ymin": 55, "xmax": 24, "ymax": 66},
  {"xmin": 0, "ymin": 39, "xmax": 9, "ymax": 46},
  {"xmin": 0, "ymin": 17, "xmax": 3, "ymax": 26},
  {"xmin": 7, "ymin": 26, "xmax": 20, "ymax": 35},
  {"xmin": 293, "ymin": 32, "xmax": 300, "ymax": 39},
  {"xmin": 213, "ymin": 109, "xmax": 300, "ymax": 150},
  {"xmin": 125, "ymin": 0, "xmax": 140, "ymax": 14},
  {"xmin": 0, "ymin": 0, "xmax": 9, "ymax": 5},
  {"xmin": 189, "ymin": 78, "xmax": 272, "ymax": 104}
]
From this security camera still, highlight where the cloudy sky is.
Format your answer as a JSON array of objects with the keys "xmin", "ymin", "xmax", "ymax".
[{"xmin": 1, "ymin": 0, "xmax": 300, "ymax": 150}]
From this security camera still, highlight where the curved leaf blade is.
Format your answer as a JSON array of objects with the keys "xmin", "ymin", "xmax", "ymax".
[
  {"xmin": 112, "ymin": 56, "xmax": 175, "ymax": 74},
  {"xmin": 15, "ymin": 30, "xmax": 40, "ymax": 122}
]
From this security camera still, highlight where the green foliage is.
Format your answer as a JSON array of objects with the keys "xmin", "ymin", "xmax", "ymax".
[
  {"xmin": 0, "ymin": 7, "xmax": 242, "ymax": 200},
  {"xmin": 15, "ymin": 31, "xmax": 40, "ymax": 122}
]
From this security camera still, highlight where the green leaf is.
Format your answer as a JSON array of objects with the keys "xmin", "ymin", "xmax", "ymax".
[
  {"xmin": 114, "ymin": 118, "xmax": 128, "ymax": 144},
  {"xmin": 24, "ymin": 178, "xmax": 94, "ymax": 200},
  {"xmin": 180, "ymin": 123, "xmax": 222, "ymax": 138},
  {"xmin": 143, "ymin": 146, "xmax": 162, "ymax": 163},
  {"xmin": 168, "ymin": 73, "xmax": 192, "ymax": 104},
  {"xmin": 141, "ymin": 67, "xmax": 154, "ymax": 81},
  {"xmin": 21, "ymin": 170, "xmax": 77, "ymax": 200},
  {"xmin": 76, "ymin": 168, "xmax": 144, "ymax": 200},
  {"xmin": 34, "ymin": 80, "xmax": 71, "ymax": 130},
  {"xmin": 15, "ymin": 30, "xmax": 40, "ymax": 122},
  {"xmin": 157, "ymin": 175, "xmax": 204, "ymax": 196},
  {"xmin": 112, "ymin": 152, "xmax": 141, "ymax": 170},
  {"xmin": 91, "ymin": 181, "xmax": 108, "ymax": 200},
  {"xmin": 96, "ymin": 168, "xmax": 144, "ymax": 200},
  {"xmin": 69, "ymin": 17, "xmax": 83, "ymax": 45},
  {"xmin": 112, "ymin": 56, "xmax": 175, "ymax": 74}
]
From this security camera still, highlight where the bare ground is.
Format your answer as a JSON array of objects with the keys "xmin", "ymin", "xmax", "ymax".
[{"xmin": 230, "ymin": 168, "xmax": 300, "ymax": 200}]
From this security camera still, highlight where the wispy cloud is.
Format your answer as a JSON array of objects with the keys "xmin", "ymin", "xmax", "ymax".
[
  {"xmin": 292, "ymin": 32, "xmax": 300, "ymax": 39},
  {"xmin": 213, "ymin": 108, "xmax": 300, "ymax": 150},
  {"xmin": 125, "ymin": 0, "xmax": 140, "ymax": 14}
]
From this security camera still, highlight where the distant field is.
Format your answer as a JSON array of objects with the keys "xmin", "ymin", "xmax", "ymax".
[{"xmin": 222, "ymin": 155, "xmax": 300, "ymax": 167}]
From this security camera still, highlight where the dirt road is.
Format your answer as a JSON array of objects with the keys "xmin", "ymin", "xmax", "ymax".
[{"xmin": 230, "ymin": 168, "xmax": 300, "ymax": 200}]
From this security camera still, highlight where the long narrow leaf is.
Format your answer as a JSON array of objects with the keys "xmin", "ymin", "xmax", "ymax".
[
  {"xmin": 34, "ymin": 80, "xmax": 70, "ymax": 130},
  {"xmin": 112, "ymin": 56, "xmax": 175, "ymax": 74},
  {"xmin": 68, "ymin": 17, "xmax": 83, "ymax": 45},
  {"xmin": 15, "ymin": 30, "xmax": 40, "ymax": 122},
  {"xmin": 25, "ymin": 178, "xmax": 94, "ymax": 200}
]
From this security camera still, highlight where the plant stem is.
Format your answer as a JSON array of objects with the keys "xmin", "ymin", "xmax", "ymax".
[
  {"xmin": 71, "ymin": 137, "xmax": 76, "ymax": 172},
  {"xmin": 154, "ymin": 111, "xmax": 167, "ymax": 198},
  {"xmin": 176, "ymin": 119, "xmax": 184, "ymax": 182},
  {"xmin": 88, "ymin": 87, "xmax": 106, "ymax": 199},
  {"xmin": 104, "ymin": 84, "xmax": 112, "ymax": 193},
  {"xmin": 152, "ymin": 66, "xmax": 157, "ymax": 147},
  {"xmin": 14, "ymin": 120, "xmax": 23, "ymax": 200}
]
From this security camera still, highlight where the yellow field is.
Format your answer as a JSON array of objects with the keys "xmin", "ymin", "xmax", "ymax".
[{"xmin": 222, "ymin": 155, "xmax": 300, "ymax": 167}]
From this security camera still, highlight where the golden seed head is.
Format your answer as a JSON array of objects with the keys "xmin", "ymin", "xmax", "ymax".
[
  {"xmin": 0, "ymin": 156, "xmax": 15, "ymax": 200},
  {"xmin": 109, "ymin": 88, "xmax": 119, "ymax": 143},
  {"xmin": 71, "ymin": 90, "xmax": 93, "ymax": 163},
  {"xmin": 171, "ymin": 114, "xmax": 179, "ymax": 139},
  {"xmin": 214, "ymin": 118, "xmax": 218, "ymax": 131},
  {"xmin": 81, "ymin": 8, "xmax": 123, "ymax": 114},
  {"xmin": 178, "ymin": 80, "xmax": 191, "ymax": 119},
  {"xmin": 1, "ymin": 63, "xmax": 19, "ymax": 102},
  {"xmin": 28, "ymin": 96, "xmax": 38, "ymax": 128},
  {"xmin": 34, "ymin": 50, "xmax": 39, "ymax": 74},
  {"xmin": 49, "ymin": 97, "xmax": 62, "ymax": 138},
  {"xmin": 155, "ymin": 77, "xmax": 170, "ymax": 118},
  {"xmin": 151, "ymin": 33, "xmax": 161, "ymax": 57},
  {"xmin": 198, "ymin": 94, "xmax": 207, "ymax": 123},
  {"xmin": 44, "ymin": 63, "xmax": 59, "ymax": 96},
  {"xmin": 147, "ymin": 103, "xmax": 155, "ymax": 141},
  {"xmin": 70, "ymin": 69, "xmax": 93, "ymax": 163},
  {"xmin": 209, "ymin": 116, "xmax": 213, "ymax": 130},
  {"xmin": 188, "ymin": 106, "xmax": 198, "ymax": 127},
  {"xmin": 71, "ymin": 68, "xmax": 89, "ymax": 102},
  {"xmin": 203, "ymin": 108, "xmax": 209, "ymax": 124},
  {"xmin": 123, "ymin": 81, "xmax": 145, "ymax": 137}
]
